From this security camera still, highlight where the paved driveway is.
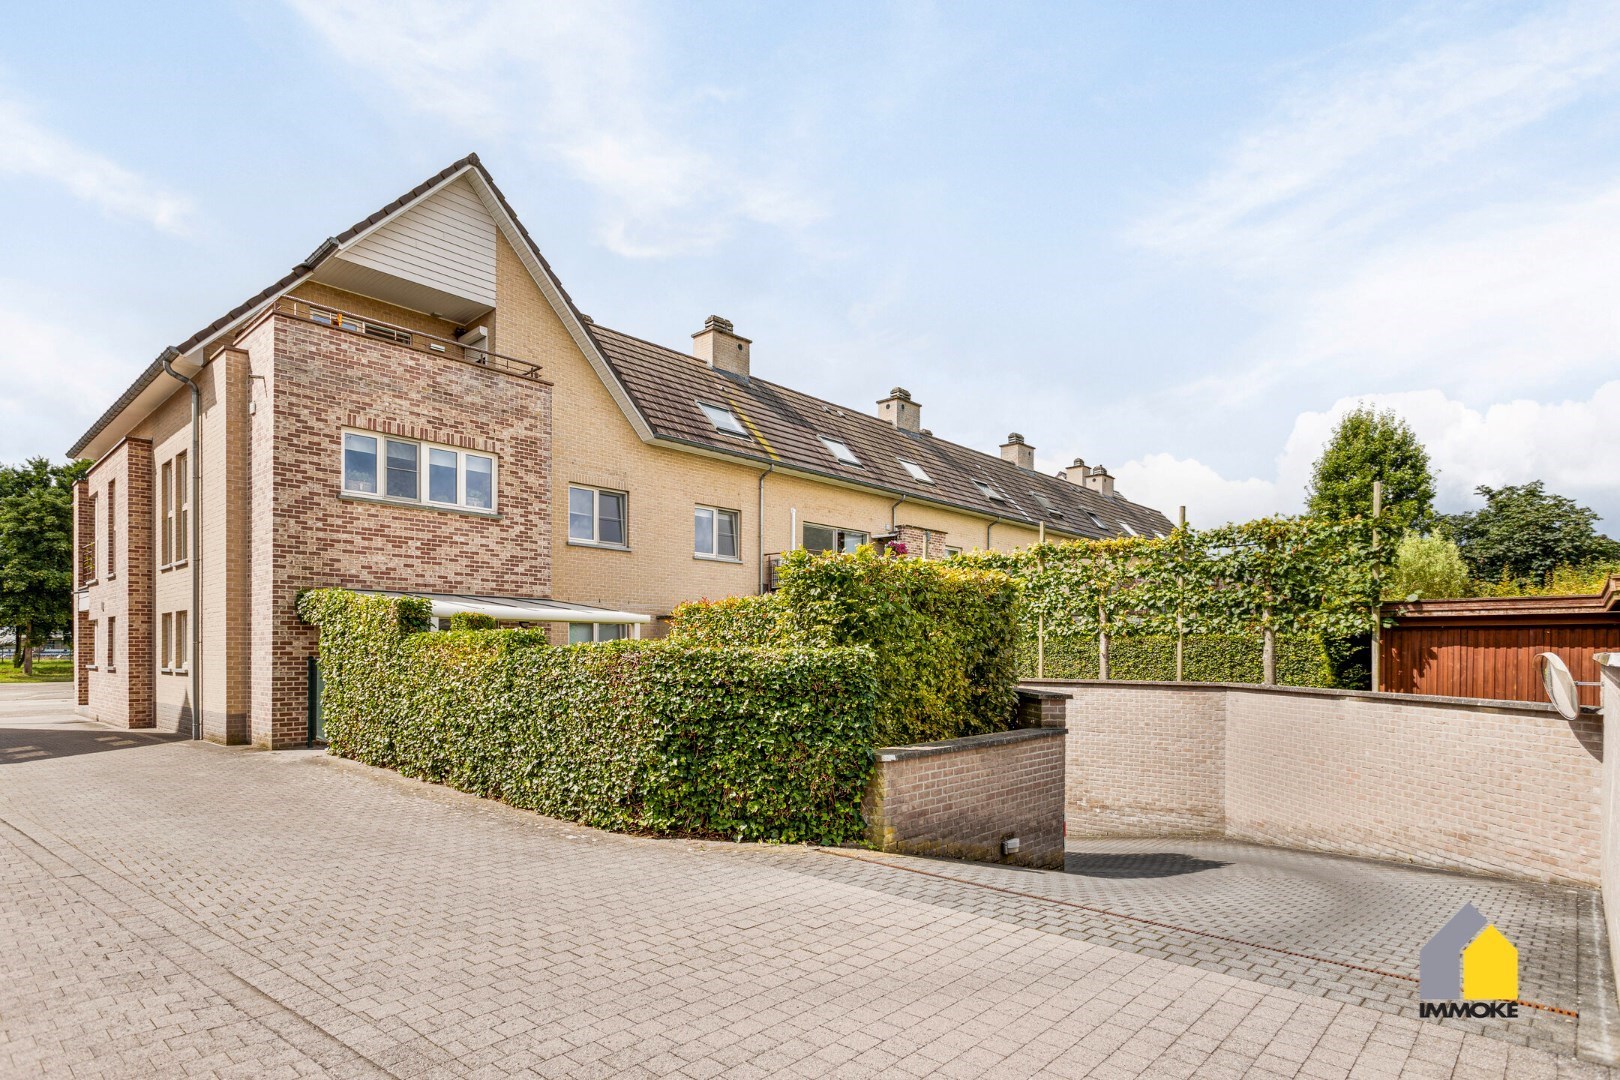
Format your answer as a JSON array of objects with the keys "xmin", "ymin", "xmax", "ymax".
[{"xmin": 0, "ymin": 685, "xmax": 1612, "ymax": 1079}]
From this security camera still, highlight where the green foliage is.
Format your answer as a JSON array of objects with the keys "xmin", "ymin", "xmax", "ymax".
[
  {"xmin": 0, "ymin": 658, "xmax": 73, "ymax": 683},
  {"xmin": 0, "ymin": 458, "xmax": 90, "ymax": 672},
  {"xmin": 1306, "ymin": 405, "xmax": 1435, "ymax": 529},
  {"xmin": 448, "ymin": 611, "xmax": 498, "ymax": 631},
  {"xmin": 1386, "ymin": 531, "xmax": 1473, "ymax": 600},
  {"xmin": 670, "ymin": 547, "xmax": 1022, "ymax": 746},
  {"xmin": 667, "ymin": 594, "xmax": 785, "ymax": 647},
  {"xmin": 1021, "ymin": 633, "xmax": 1331, "ymax": 685},
  {"xmin": 1442, "ymin": 482, "xmax": 1620, "ymax": 586},
  {"xmin": 299, "ymin": 589, "xmax": 876, "ymax": 843}
]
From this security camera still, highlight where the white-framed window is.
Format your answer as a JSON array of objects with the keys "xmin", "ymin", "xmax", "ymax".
[
  {"xmin": 944, "ymin": 546, "xmax": 962, "ymax": 557},
  {"xmin": 973, "ymin": 479, "xmax": 1006, "ymax": 502},
  {"xmin": 341, "ymin": 431, "xmax": 497, "ymax": 513},
  {"xmin": 697, "ymin": 401, "xmax": 749, "ymax": 438},
  {"xmin": 160, "ymin": 460, "xmax": 174, "ymax": 566},
  {"xmin": 106, "ymin": 615, "xmax": 116, "ymax": 672},
  {"xmin": 1119, "ymin": 520, "xmax": 1138, "ymax": 536},
  {"xmin": 568, "ymin": 622, "xmax": 629, "ymax": 644},
  {"xmin": 174, "ymin": 611, "xmax": 188, "ymax": 672},
  {"xmin": 161, "ymin": 613, "xmax": 172, "ymax": 672},
  {"xmin": 174, "ymin": 451, "xmax": 189, "ymax": 562},
  {"xmin": 568, "ymin": 485, "xmax": 627, "ymax": 547},
  {"xmin": 819, "ymin": 436, "xmax": 861, "ymax": 467},
  {"xmin": 694, "ymin": 505, "xmax": 740, "ymax": 560},
  {"xmin": 898, "ymin": 459, "xmax": 932, "ymax": 483},
  {"xmin": 803, "ymin": 522, "xmax": 868, "ymax": 554}
]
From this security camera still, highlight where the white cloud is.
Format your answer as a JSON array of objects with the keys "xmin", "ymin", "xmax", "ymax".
[
  {"xmin": 1115, "ymin": 385, "xmax": 1620, "ymax": 529},
  {"xmin": 283, "ymin": 0, "xmax": 822, "ymax": 258},
  {"xmin": 1133, "ymin": 0, "xmax": 1620, "ymax": 269},
  {"xmin": 0, "ymin": 95, "xmax": 191, "ymax": 232},
  {"xmin": 0, "ymin": 295, "xmax": 134, "ymax": 462}
]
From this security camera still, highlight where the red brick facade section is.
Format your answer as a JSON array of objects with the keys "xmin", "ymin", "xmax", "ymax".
[
  {"xmin": 1033, "ymin": 680, "xmax": 1602, "ymax": 886},
  {"xmin": 245, "ymin": 313, "xmax": 553, "ymax": 749},
  {"xmin": 863, "ymin": 727, "xmax": 1067, "ymax": 869}
]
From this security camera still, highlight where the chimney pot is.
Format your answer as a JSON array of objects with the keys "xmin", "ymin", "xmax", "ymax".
[
  {"xmin": 1000, "ymin": 432, "xmax": 1035, "ymax": 470},
  {"xmin": 692, "ymin": 316, "xmax": 750, "ymax": 378},
  {"xmin": 877, "ymin": 387, "xmax": 922, "ymax": 432},
  {"xmin": 1083, "ymin": 464, "xmax": 1115, "ymax": 497}
]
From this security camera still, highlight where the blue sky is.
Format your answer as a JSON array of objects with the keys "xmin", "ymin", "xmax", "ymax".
[{"xmin": 5, "ymin": 0, "xmax": 1619, "ymax": 527}]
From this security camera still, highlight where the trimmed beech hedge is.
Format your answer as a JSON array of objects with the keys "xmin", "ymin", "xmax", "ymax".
[
  {"xmin": 1021, "ymin": 632, "xmax": 1331, "ymax": 686},
  {"xmin": 670, "ymin": 547, "xmax": 1021, "ymax": 746},
  {"xmin": 300, "ymin": 589, "xmax": 877, "ymax": 843}
]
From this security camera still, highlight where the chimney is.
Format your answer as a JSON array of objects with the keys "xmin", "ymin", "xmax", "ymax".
[
  {"xmin": 1000, "ymin": 433, "xmax": 1035, "ymax": 470},
  {"xmin": 1060, "ymin": 457, "xmax": 1088, "ymax": 484},
  {"xmin": 692, "ymin": 315, "xmax": 751, "ymax": 378},
  {"xmin": 1084, "ymin": 465, "xmax": 1115, "ymax": 497},
  {"xmin": 877, "ymin": 387, "xmax": 922, "ymax": 432}
]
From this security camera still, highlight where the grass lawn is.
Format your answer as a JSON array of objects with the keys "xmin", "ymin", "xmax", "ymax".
[{"xmin": 0, "ymin": 658, "xmax": 74, "ymax": 683}]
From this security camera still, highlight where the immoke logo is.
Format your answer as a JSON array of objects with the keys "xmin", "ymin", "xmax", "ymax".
[{"xmin": 1418, "ymin": 904, "xmax": 1520, "ymax": 1019}]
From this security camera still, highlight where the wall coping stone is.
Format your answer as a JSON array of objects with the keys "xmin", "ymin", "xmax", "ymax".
[
  {"xmin": 1015, "ymin": 685, "xmax": 1072, "ymax": 701},
  {"xmin": 875, "ymin": 725, "xmax": 1066, "ymax": 763},
  {"xmin": 1020, "ymin": 678, "xmax": 1599, "ymax": 718}
]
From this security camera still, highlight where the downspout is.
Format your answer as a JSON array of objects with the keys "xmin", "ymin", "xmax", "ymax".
[
  {"xmin": 757, "ymin": 463, "xmax": 774, "ymax": 593},
  {"xmin": 161, "ymin": 347, "xmax": 203, "ymax": 741}
]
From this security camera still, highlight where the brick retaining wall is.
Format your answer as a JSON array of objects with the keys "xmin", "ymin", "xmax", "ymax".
[
  {"xmin": 1025, "ymin": 680, "xmax": 1603, "ymax": 886},
  {"xmin": 863, "ymin": 727, "xmax": 1067, "ymax": 869}
]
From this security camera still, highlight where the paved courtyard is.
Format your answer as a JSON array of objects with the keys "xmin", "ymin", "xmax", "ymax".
[{"xmin": 1, "ymin": 684, "xmax": 1615, "ymax": 1078}]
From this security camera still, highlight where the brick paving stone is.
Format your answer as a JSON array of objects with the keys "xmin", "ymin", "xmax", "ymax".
[{"xmin": 1, "ymin": 684, "xmax": 1616, "ymax": 1077}]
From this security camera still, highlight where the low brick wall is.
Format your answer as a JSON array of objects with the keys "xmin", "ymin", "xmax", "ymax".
[
  {"xmin": 1025, "ymin": 680, "xmax": 1603, "ymax": 886},
  {"xmin": 863, "ymin": 727, "xmax": 1066, "ymax": 869}
]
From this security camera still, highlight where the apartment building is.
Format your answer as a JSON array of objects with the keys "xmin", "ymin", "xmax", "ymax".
[{"xmin": 69, "ymin": 154, "xmax": 1172, "ymax": 748}]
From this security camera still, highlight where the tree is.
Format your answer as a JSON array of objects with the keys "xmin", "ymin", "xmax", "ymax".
[
  {"xmin": 0, "ymin": 458, "xmax": 87, "ymax": 674},
  {"xmin": 1442, "ymin": 481, "xmax": 1620, "ymax": 585},
  {"xmin": 1306, "ymin": 405, "xmax": 1436, "ymax": 528},
  {"xmin": 1385, "ymin": 531, "xmax": 1472, "ymax": 600}
]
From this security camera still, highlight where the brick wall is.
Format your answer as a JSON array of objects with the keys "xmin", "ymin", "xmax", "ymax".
[
  {"xmin": 1032, "ymin": 680, "xmax": 1602, "ymax": 886},
  {"xmin": 75, "ymin": 438, "xmax": 154, "ymax": 728},
  {"xmin": 863, "ymin": 727, "xmax": 1067, "ymax": 869},
  {"xmin": 245, "ymin": 310, "xmax": 553, "ymax": 749}
]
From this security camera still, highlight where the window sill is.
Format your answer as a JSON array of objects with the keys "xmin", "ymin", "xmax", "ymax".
[
  {"xmin": 339, "ymin": 492, "xmax": 500, "ymax": 519},
  {"xmin": 162, "ymin": 560, "xmax": 189, "ymax": 572},
  {"xmin": 81, "ymin": 579, "xmax": 98, "ymax": 588},
  {"xmin": 107, "ymin": 573, "xmax": 117, "ymax": 581},
  {"xmin": 106, "ymin": 667, "xmax": 116, "ymax": 674},
  {"xmin": 694, "ymin": 554, "xmax": 743, "ymax": 564},
  {"xmin": 86, "ymin": 664, "xmax": 98, "ymax": 672},
  {"xmin": 567, "ymin": 539, "xmax": 631, "ymax": 552}
]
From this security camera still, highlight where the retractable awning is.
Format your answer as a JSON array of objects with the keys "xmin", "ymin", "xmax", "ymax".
[{"xmin": 354, "ymin": 591, "xmax": 654, "ymax": 626}]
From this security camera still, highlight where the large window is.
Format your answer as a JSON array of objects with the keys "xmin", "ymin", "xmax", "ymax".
[
  {"xmin": 568, "ymin": 622, "xmax": 629, "ymax": 644},
  {"xmin": 342, "ymin": 431, "xmax": 496, "ymax": 513},
  {"xmin": 803, "ymin": 522, "xmax": 867, "ymax": 554},
  {"xmin": 694, "ymin": 505, "xmax": 739, "ymax": 560},
  {"xmin": 568, "ymin": 485, "xmax": 627, "ymax": 547}
]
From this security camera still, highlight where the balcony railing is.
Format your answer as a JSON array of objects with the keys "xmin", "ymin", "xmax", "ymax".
[{"xmin": 273, "ymin": 297, "xmax": 543, "ymax": 381}]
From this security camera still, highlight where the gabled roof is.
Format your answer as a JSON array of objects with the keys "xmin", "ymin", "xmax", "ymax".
[
  {"xmin": 68, "ymin": 154, "xmax": 1173, "ymax": 540},
  {"xmin": 591, "ymin": 325, "xmax": 1172, "ymax": 539}
]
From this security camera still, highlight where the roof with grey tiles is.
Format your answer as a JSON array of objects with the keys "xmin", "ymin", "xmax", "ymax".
[{"xmin": 591, "ymin": 324, "xmax": 1173, "ymax": 539}]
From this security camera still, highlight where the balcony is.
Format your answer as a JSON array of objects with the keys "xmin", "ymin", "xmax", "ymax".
[{"xmin": 271, "ymin": 297, "xmax": 543, "ymax": 381}]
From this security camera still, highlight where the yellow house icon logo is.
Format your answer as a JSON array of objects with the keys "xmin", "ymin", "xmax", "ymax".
[{"xmin": 1419, "ymin": 904, "xmax": 1520, "ymax": 1018}]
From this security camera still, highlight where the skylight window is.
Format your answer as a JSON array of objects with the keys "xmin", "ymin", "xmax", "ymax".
[
  {"xmin": 973, "ymin": 479, "xmax": 1006, "ymax": 502},
  {"xmin": 1119, "ymin": 520, "xmax": 1139, "ymax": 536},
  {"xmin": 820, "ymin": 436, "xmax": 862, "ymax": 467},
  {"xmin": 898, "ymin": 458, "xmax": 932, "ymax": 483},
  {"xmin": 1084, "ymin": 511, "xmax": 1105, "ymax": 530},
  {"xmin": 698, "ymin": 401, "xmax": 749, "ymax": 438},
  {"xmin": 1030, "ymin": 492, "xmax": 1063, "ymax": 518}
]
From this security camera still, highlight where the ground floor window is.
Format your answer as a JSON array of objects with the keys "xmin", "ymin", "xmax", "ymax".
[
  {"xmin": 803, "ymin": 522, "xmax": 868, "ymax": 554},
  {"xmin": 568, "ymin": 622, "xmax": 629, "ymax": 644}
]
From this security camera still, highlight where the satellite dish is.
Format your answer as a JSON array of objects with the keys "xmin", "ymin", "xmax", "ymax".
[{"xmin": 1538, "ymin": 653, "xmax": 1581, "ymax": 720}]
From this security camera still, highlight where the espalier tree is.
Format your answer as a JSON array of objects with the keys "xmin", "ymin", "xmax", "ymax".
[{"xmin": 960, "ymin": 514, "xmax": 1395, "ymax": 685}]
